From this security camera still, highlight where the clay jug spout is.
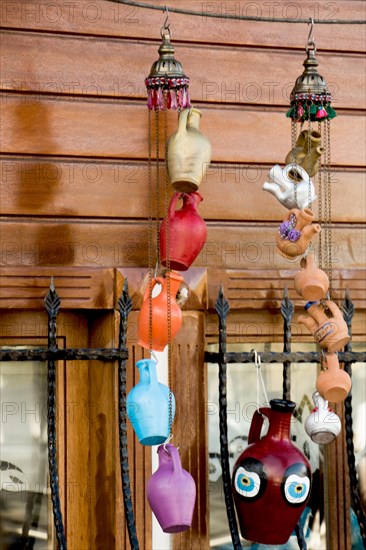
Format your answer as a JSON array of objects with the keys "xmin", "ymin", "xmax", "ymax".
[
  {"xmin": 316, "ymin": 353, "xmax": 352, "ymax": 403},
  {"xmin": 285, "ymin": 130, "xmax": 324, "ymax": 177}
]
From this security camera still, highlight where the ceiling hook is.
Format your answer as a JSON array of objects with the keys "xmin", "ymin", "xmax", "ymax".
[
  {"xmin": 306, "ymin": 17, "xmax": 316, "ymax": 53},
  {"xmin": 161, "ymin": 6, "xmax": 171, "ymax": 38}
]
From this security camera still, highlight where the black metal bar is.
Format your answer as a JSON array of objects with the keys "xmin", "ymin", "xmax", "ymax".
[
  {"xmin": 281, "ymin": 286, "xmax": 294, "ymax": 401},
  {"xmin": 295, "ymin": 522, "xmax": 307, "ymax": 550},
  {"xmin": 44, "ymin": 279, "xmax": 67, "ymax": 550},
  {"xmin": 216, "ymin": 287, "xmax": 242, "ymax": 550},
  {"xmin": 205, "ymin": 350, "xmax": 365, "ymax": 364},
  {"xmin": 117, "ymin": 280, "xmax": 139, "ymax": 550},
  {"xmin": 342, "ymin": 292, "xmax": 366, "ymax": 548},
  {"xmin": 0, "ymin": 348, "xmax": 128, "ymax": 362}
]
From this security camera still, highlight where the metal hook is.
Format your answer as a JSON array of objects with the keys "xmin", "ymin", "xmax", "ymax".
[
  {"xmin": 161, "ymin": 6, "xmax": 171, "ymax": 38},
  {"xmin": 306, "ymin": 17, "xmax": 316, "ymax": 52}
]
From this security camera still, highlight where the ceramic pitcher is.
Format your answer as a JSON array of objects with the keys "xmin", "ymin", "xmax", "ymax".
[
  {"xmin": 277, "ymin": 208, "xmax": 321, "ymax": 258},
  {"xmin": 138, "ymin": 271, "xmax": 183, "ymax": 351},
  {"xmin": 285, "ymin": 129, "xmax": 324, "ymax": 177},
  {"xmin": 167, "ymin": 108, "xmax": 212, "ymax": 192},
  {"xmin": 126, "ymin": 359, "xmax": 175, "ymax": 445},
  {"xmin": 262, "ymin": 163, "xmax": 316, "ymax": 210},
  {"xmin": 316, "ymin": 352, "xmax": 352, "ymax": 403},
  {"xmin": 232, "ymin": 399, "xmax": 311, "ymax": 545},
  {"xmin": 294, "ymin": 253, "xmax": 329, "ymax": 301},
  {"xmin": 160, "ymin": 192, "xmax": 207, "ymax": 271},
  {"xmin": 147, "ymin": 444, "xmax": 196, "ymax": 533},
  {"xmin": 298, "ymin": 300, "xmax": 350, "ymax": 352},
  {"xmin": 305, "ymin": 391, "xmax": 341, "ymax": 444}
]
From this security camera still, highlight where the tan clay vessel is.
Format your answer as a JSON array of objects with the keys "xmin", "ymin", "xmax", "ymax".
[
  {"xmin": 167, "ymin": 108, "xmax": 212, "ymax": 193},
  {"xmin": 285, "ymin": 130, "xmax": 324, "ymax": 177},
  {"xmin": 298, "ymin": 300, "xmax": 350, "ymax": 353},
  {"xmin": 276, "ymin": 208, "xmax": 321, "ymax": 259},
  {"xmin": 316, "ymin": 352, "xmax": 351, "ymax": 403},
  {"xmin": 294, "ymin": 253, "xmax": 329, "ymax": 300}
]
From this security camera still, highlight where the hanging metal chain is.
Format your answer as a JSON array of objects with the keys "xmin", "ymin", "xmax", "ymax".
[
  {"xmin": 291, "ymin": 119, "xmax": 298, "ymax": 208},
  {"xmin": 317, "ymin": 121, "xmax": 323, "ymax": 270},
  {"xmin": 325, "ymin": 118, "xmax": 333, "ymax": 296},
  {"xmin": 44, "ymin": 280, "xmax": 67, "ymax": 550},
  {"xmin": 163, "ymin": 98, "xmax": 174, "ymax": 435},
  {"xmin": 148, "ymin": 109, "xmax": 154, "ymax": 353},
  {"xmin": 155, "ymin": 109, "xmax": 161, "ymax": 265},
  {"xmin": 307, "ymin": 119, "xmax": 313, "ymax": 210}
]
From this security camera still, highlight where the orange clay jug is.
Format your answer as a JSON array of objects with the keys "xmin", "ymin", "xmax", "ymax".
[
  {"xmin": 316, "ymin": 352, "xmax": 351, "ymax": 403},
  {"xmin": 277, "ymin": 208, "xmax": 321, "ymax": 258},
  {"xmin": 294, "ymin": 252, "xmax": 329, "ymax": 301},
  {"xmin": 138, "ymin": 271, "xmax": 183, "ymax": 351},
  {"xmin": 298, "ymin": 300, "xmax": 350, "ymax": 353}
]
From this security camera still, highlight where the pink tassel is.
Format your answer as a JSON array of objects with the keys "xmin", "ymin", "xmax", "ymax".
[
  {"xmin": 297, "ymin": 105, "xmax": 304, "ymax": 120},
  {"xmin": 166, "ymin": 90, "xmax": 171, "ymax": 110},
  {"xmin": 157, "ymin": 88, "xmax": 164, "ymax": 110},
  {"xmin": 170, "ymin": 90, "xmax": 178, "ymax": 110},
  {"xmin": 147, "ymin": 89, "xmax": 153, "ymax": 109},
  {"xmin": 316, "ymin": 106, "xmax": 328, "ymax": 119}
]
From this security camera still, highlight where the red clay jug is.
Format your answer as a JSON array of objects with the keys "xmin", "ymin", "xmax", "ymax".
[
  {"xmin": 232, "ymin": 399, "xmax": 312, "ymax": 545},
  {"xmin": 138, "ymin": 271, "xmax": 183, "ymax": 351},
  {"xmin": 160, "ymin": 192, "xmax": 207, "ymax": 271}
]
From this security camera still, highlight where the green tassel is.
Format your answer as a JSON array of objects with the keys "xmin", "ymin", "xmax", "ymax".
[
  {"xmin": 326, "ymin": 104, "xmax": 337, "ymax": 119},
  {"xmin": 310, "ymin": 104, "xmax": 317, "ymax": 116},
  {"xmin": 286, "ymin": 105, "xmax": 295, "ymax": 118}
]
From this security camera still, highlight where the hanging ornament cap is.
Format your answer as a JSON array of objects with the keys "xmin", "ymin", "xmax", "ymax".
[
  {"xmin": 286, "ymin": 28, "xmax": 336, "ymax": 122},
  {"xmin": 145, "ymin": 29, "xmax": 190, "ymax": 111}
]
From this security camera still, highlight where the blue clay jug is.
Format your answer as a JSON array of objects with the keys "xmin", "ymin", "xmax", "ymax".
[{"xmin": 127, "ymin": 359, "xmax": 175, "ymax": 446}]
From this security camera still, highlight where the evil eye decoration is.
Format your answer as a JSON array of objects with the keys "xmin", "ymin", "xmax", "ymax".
[
  {"xmin": 281, "ymin": 463, "xmax": 311, "ymax": 507},
  {"xmin": 233, "ymin": 458, "xmax": 267, "ymax": 502}
]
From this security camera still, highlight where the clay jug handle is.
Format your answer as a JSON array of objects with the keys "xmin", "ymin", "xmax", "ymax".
[
  {"xmin": 248, "ymin": 407, "xmax": 271, "ymax": 444},
  {"xmin": 169, "ymin": 192, "xmax": 184, "ymax": 218},
  {"xmin": 143, "ymin": 277, "xmax": 164, "ymax": 302},
  {"xmin": 168, "ymin": 445, "xmax": 182, "ymax": 474},
  {"xmin": 176, "ymin": 108, "xmax": 190, "ymax": 134}
]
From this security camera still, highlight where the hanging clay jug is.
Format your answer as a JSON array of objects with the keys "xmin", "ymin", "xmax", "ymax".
[
  {"xmin": 316, "ymin": 352, "xmax": 352, "ymax": 403},
  {"xmin": 232, "ymin": 399, "xmax": 311, "ymax": 545},
  {"xmin": 138, "ymin": 271, "xmax": 183, "ymax": 351},
  {"xmin": 294, "ymin": 252, "xmax": 329, "ymax": 300},
  {"xmin": 305, "ymin": 391, "xmax": 341, "ymax": 444},
  {"xmin": 147, "ymin": 444, "xmax": 196, "ymax": 533},
  {"xmin": 262, "ymin": 163, "xmax": 316, "ymax": 210},
  {"xmin": 285, "ymin": 129, "xmax": 324, "ymax": 177},
  {"xmin": 298, "ymin": 300, "xmax": 350, "ymax": 353},
  {"xmin": 160, "ymin": 192, "xmax": 207, "ymax": 271},
  {"xmin": 276, "ymin": 208, "xmax": 321, "ymax": 258},
  {"xmin": 167, "ymin": 108, "xmax": 212, "ymax": 193},
  {"xmin": 126, "ymin": 359, "xmax": 176, "ymax": 445}
]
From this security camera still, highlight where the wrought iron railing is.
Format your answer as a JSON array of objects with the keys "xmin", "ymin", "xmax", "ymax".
[{"xmin": 0, "ymin": 281, "xmax": 365, "ymax": 549}]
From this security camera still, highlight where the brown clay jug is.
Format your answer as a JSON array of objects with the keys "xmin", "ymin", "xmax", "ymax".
[
  {"xmin": 138, "ymin": 271, "xmax": 183, "ymax": 351},
  {"xmin": 294, "ymin": 253, "xmax": 329, "ymax": 300},
  {"xmin": 276, "ymin": 208, "xmax": 321, "ymax": 258},
  {"xmin": 167, "ymin": 108, "xmax": 212, "ymax": 193},
  {"xmin": 316, "ymin": 352, "xmax": 351, "ymax": 403},
  {"xmin": 298, "ymin": 300, "xmax": 350, "ymax": 353},
  {"xmin": 285, "ymin": 129, "xmax": 324, "ymax": 177}
]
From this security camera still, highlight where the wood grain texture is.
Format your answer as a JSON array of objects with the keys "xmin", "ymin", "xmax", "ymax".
[
  {"xmin": 1, "ymin": 95, "xmax": 365, "ymax": 166},
  {"xmin": 171, "ymin": 311, "xmax": 209, "ymax": 550},
  {"xmin": 1, "ymin": 0, "xmax": 365, "ymax": 52},
  {"xmin": 1, "ymin": 219, "xmax": 365, "ymax": 270},
  {"xmin": 1, "ymin": 30, "xmax": 365, "ymax": 109},
  {"xmin": 1, "ymin": 156, "xmax": 365, "ymax": 223},
  {"xmin": 0, "ymin": 267, "xmax": 115, "ymax": 309}
]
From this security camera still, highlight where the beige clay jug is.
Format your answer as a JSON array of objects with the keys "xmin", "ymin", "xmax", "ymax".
[
  {"xmin": 167, "ymin": 108, "xmax": 212, "ymax": 192},
  {"xmin": 276, "ymin": 208, "xmax": 321, "ymax": 259},
  {"xmin": 294, "ymin": 252, "xmax": 329, "ymax": 301},
  {"xmin": 285, "ymin": 130, "xmax": 324, "ymax": 177}
]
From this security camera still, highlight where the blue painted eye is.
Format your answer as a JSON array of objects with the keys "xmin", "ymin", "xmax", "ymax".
[
  {"xmin": 284, "ymin": 474, "xmax": 310, "ymax": 504},
  {"xmin": 234, "ymin": 466, "xmax": 260, "ymax": 498}
]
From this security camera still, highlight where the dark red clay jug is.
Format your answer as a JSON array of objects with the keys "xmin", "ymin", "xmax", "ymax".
[
  {"xmin": 160, "ymin": 192, "xmax": 207, "ymax": 271},
  {"xmin": 232, "ymin": 399, "xmax": 312, "ymax": 545}
]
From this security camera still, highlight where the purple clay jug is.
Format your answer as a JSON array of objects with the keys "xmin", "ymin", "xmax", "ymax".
[{"xmin": 147, "ymin": 444, "xmax": 196, "ymax": 533}]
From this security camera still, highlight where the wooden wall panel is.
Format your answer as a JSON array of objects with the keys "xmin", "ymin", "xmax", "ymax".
[
  {"xmin": 1, "ymin": 31, "xmax": 365, "ymax": 109},
  {"xmin": 1, "ymin": 0, "xmax": 365, "ymax": 52},
  {"xmin": 1, "ymin": 157, "xmax": 365, "ymax": 223},
  {"xmin": 1, "ymin": 220, "xmax": 365, "ymax": 270},
  {"xmin": 1, "ymin": 96, "xmax": 365, "ymax": 166}
]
